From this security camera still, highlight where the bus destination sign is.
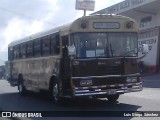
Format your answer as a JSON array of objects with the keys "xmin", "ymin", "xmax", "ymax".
[{"xmin": 93, "ymin": 22, "xmax": 120, "ymax": 29}]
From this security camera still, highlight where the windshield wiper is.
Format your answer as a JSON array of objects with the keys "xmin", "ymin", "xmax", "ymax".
[
  {"xmin": 105, "ymin": 43, "xmax": 113, "ymax": 57},
  {"xmin": 105, "ymin": 44, "xmax": 109, "ymax": 57},
  {"xmin": 121, "ymin": 51, "xmax": 136, "ymax": 57}
]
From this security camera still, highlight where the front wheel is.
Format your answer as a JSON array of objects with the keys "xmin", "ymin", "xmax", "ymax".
[
  {"xmin": 107, "ymin": 94, "xmax": 119, "ymax": 102},
  {"xmin": 51, "ymin": 82, "xmax": 63, "ymax": 104},
  {"xmin": 18, "ymin": 79, "xmax": 26, "ymax": 96}
]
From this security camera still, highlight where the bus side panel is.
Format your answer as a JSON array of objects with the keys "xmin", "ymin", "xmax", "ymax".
[
  {"xmin": 12, "ymin": 59, "xmax": 32, "ymax": 90},
  {"xmin": 31, "ymin": 56, "xmax": 60, "ymax": 91},
  {"xmin": 12, "ymin": 60, "xmax": 20, "ymax": 86},
  {"xmin": 11, "ymin": 56, "xmax": 60, "ymax": 92}
]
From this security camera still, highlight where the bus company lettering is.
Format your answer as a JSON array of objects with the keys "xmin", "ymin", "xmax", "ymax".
[
  {"xmin": 104, "ymin": 0, "xmax": 144, "ymax": 14},
  {"xmin": 107, "ymin": 5, "xmax": 119, "ymax": 13},
  {"xmin": 138, "ymin": 39, "xmax": 156, "ymax": 45},
  {"xmin": 131, "ymin": 0, "xmax": 144, "ymax": 6},
  {"xmin": 138, "ymin": 38, "xmax": 156, "ymax": 52},
  {"xmin": 120, "ymin": 0, "xmax": 144, "ymax": 10},
  {"xmin": 120, "ymin": 0, "xmax": 130, "ymax": 10}
]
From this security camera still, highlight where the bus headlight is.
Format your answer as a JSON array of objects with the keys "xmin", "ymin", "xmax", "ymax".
[
  {"xmin": 126, "ymin": 21, "xmax": 133, "ymax": 29},
  {"xmin": 81, "ymin": 22, "xmax": 87, "ymax": 29},
  {"xmin": 80, "ymin": 21, "xmax": 88, "ymax": 29},
  {"xmin": 126, "ymin": 77, "xmax": 137, "ymax": 83}
]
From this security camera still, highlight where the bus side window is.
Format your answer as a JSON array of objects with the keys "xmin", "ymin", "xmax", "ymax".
[
  {"xmin": 62, "ymin": 36, "xmax": 69, "ymax": 46},
  {"xmin": 26, "ymin": 41, "xmax": 33, "ymax": 58},
  {"xmin": 34, "ymin": 39, "xmax": 41, "ymax": 57},
  {"xmin": 51, "ymin": 34, "xmax": 60, "ymax": 55},
  {"xmin": 62, "ymin": 35, "xmax": 69, "ymax": 56},
  {"xmin": 20, "ymin": 43, "xmax": 26, "ymax": 58},
  {"xmin": 13, "ymin": 45, "xmax": 20, "ymax": 59},
  {"xmin": 8, "ymin": 47, "xmax": 14, "ymax": 61},
  {"xmin": 55, "ymin": 35, "xmax": 60, "ymax": 54},
  {"xmin": 19, "ymin": 44, "xmax": 22, "ymax": 58},
  {"xmin": 42, "ymin": 36, "xmax": 50, "ymax": 56}
]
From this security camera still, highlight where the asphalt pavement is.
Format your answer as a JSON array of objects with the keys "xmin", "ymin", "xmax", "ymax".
[{"xmin": 0, "ymin": 73, "xmax": 160, "ymax": 120}]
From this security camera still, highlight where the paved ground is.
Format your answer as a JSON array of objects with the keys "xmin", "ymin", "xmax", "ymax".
[{"xmin": 0, "ymin": 73, "xmax": 160, "ymax": 120}]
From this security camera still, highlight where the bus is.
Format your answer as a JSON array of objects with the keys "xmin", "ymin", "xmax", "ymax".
[{"xmin": 7, "ymin": 14, "xmax": 148, "ymax": 103}]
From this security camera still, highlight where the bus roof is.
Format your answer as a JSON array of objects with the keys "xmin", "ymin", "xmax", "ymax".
[
  {"xmin": 8, "ymin": 14, "xmax": 137, "ymax": 47},
  {"xmin": 8, "ymin": 23, "xmax": 72, "ymax": 47}
]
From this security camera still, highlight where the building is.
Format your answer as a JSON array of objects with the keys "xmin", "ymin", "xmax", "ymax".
[
  {"xmin": 92, "ymin": 0, "xmax": 160, "ymax": 72},
  {"xmin": 0, "ymin": 65, "xmax": 5, "ymax": 79}
]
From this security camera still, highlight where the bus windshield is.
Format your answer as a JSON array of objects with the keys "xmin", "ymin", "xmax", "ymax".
[{"xmin": 73, "ymin": 33, "xmax": 138, "ymax": 58}]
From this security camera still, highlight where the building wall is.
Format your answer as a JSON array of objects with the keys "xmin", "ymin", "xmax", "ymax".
[
  {"xmin": 129, "ymin": 13, "xmax": 160, "ymax": 72},
  {"xmin": 92, "ymin": 0, "xmax": 160, "ymax": 72},
  {"xmin": 156, "ymin": 14, "xmax": 160, "ymax": 26},
  {"xmin": 113, "ymin": 11, "xmax": 160, "ymax": 72}
]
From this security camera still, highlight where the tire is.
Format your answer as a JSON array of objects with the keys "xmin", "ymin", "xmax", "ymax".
[
  {"xmin": 18, "ymin": 77, "xmax": 26, "ymax": 96},
  {"xmin": 107, "ymin": 94, "xmax": 119, "ymax": 102},
  {"xmin": 50, "ymin": 82, "xmax": 63, "ymax": 104}
]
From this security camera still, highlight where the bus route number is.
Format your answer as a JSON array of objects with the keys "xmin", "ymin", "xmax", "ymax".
[{"xmin": 93, "ymin": 22, "xmax": 120, "ymax": 29}]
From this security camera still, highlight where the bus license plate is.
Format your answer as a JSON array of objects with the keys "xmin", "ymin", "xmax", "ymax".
[{"xmin": 108, "ymin": 89, "xmax": 116, "ymax": 95}]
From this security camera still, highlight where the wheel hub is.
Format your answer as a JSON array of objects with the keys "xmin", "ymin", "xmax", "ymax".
[
  {"xmin": 53, "ymin": 84, "xmax": 58, "ymax": 101},
  {"xmin": 19, "ymin": 84, "xmax": 23, "ymax": 92}
]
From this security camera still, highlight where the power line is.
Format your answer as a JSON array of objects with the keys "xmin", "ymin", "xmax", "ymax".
[{"xmin": 0, "ymin": 6, "xmax": 56, "ymax": 26}]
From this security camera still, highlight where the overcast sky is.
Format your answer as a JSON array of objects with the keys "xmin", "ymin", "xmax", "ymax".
[{"xmin": 0, "ymin": 0, "xmax": 123, "ymax": 64}]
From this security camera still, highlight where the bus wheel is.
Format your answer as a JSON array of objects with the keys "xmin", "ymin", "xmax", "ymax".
[
  {"xmin": 52, "ymin": 83, "xmax": 62, "ymax": 104},
  {"xmin": 107, "ymin": 94, "xmax": 119, "ymax": 102},
  {"xmin": 18, "ymin": 79, "xmax": 26, "ymax": 96}
]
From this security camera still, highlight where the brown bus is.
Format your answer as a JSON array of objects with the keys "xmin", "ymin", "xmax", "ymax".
[{"xmin": 7, "ymin": 14, "xmax": 148, "ymax": 103}]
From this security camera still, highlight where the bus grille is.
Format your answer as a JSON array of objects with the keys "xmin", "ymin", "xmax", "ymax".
[{"xmin": 98, "ymin": 65, "xmax": 121, "ymax": 75}]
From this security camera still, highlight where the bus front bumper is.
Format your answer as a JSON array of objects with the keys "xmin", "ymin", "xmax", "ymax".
[{"xmin": 73, "ymin": 82, "xmax": 143, "ymax": 97}]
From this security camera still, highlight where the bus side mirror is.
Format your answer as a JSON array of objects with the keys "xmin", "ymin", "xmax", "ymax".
[
  {"xmin": 142, "ymin": 44, "xmax": 149, "ymax": 54},
  {"xmin": 138, "ymin": 44, "xmax": 149, "ymax": 59},
  {"xmin": 67, "ymin": 45, "xmax": 76, "ymax": 57}
]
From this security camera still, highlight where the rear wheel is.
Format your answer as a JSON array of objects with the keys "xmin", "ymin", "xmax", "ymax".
[{"xmin": 107, "ymin": 94, "xmax": 119, "ymax": 102}]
